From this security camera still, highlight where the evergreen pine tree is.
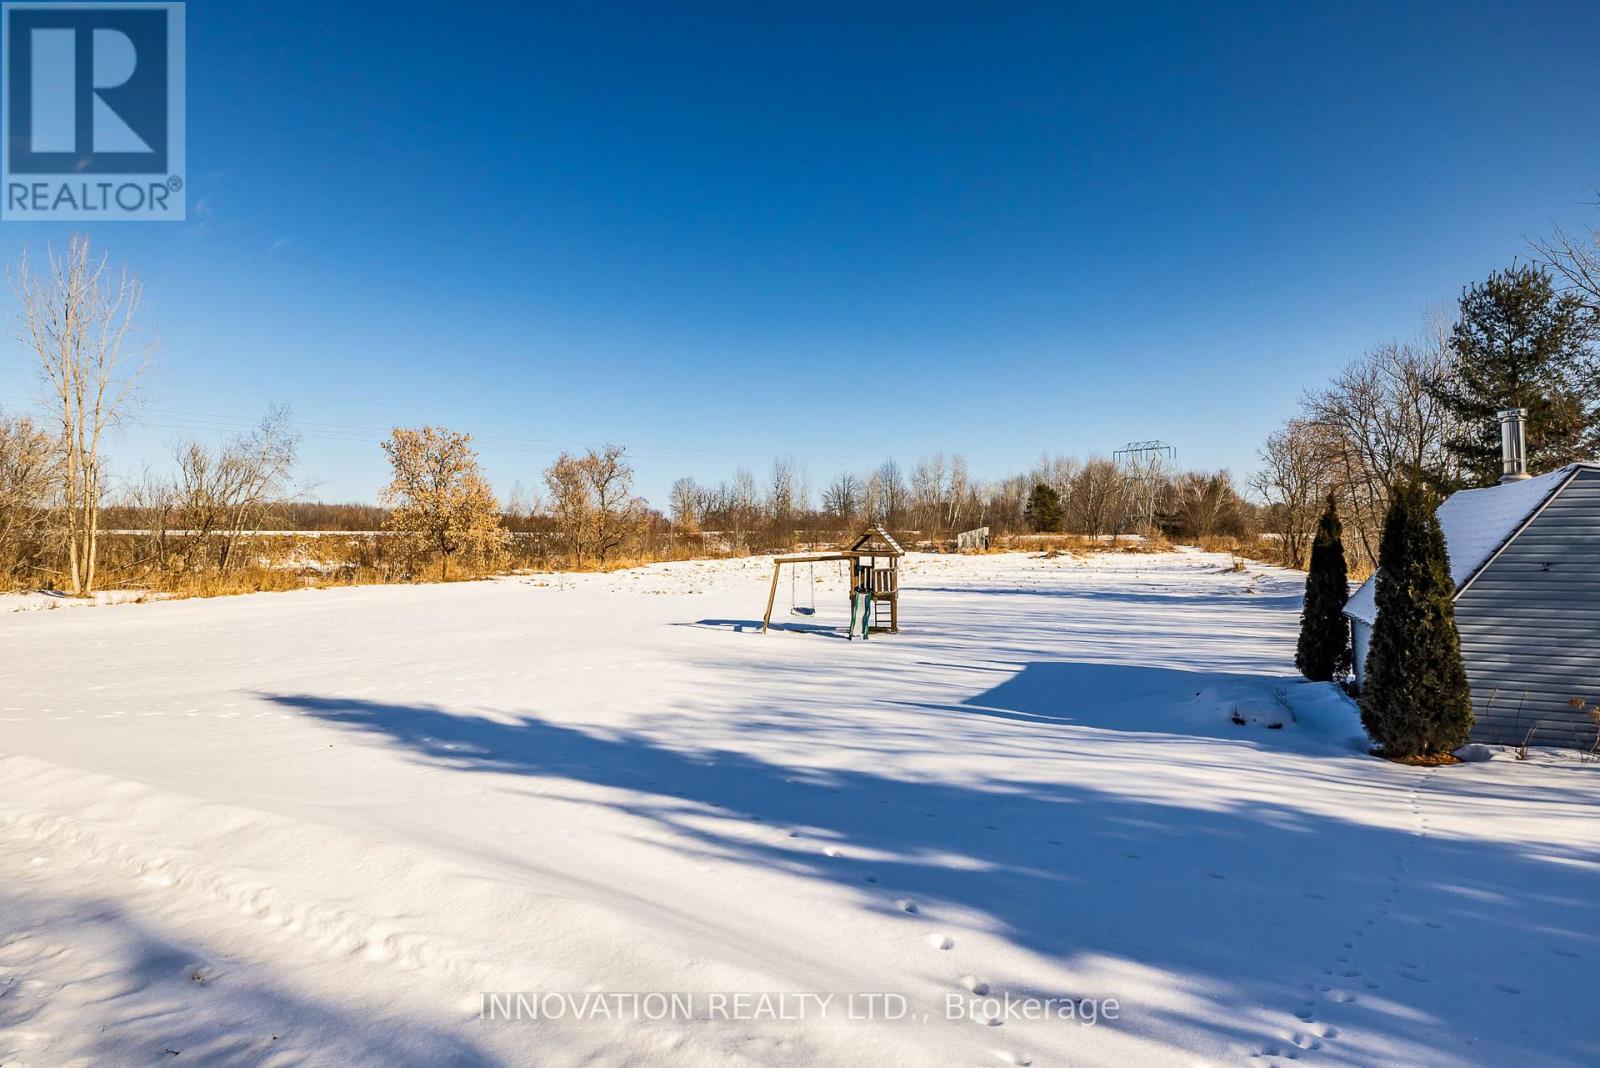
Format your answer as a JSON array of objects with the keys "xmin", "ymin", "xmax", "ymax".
[
  {"xmin": 1025, "ymin": 483, "xmax": 1064, "ymax": 533},
  {"xmin": 1432, "ymin": 264, "xmax": 1594, "ymax": 488},
  {"xmin": 1295, "ymin": 493, "xmax": 1350, "ymax": 681},
  {"xmin": 1359, "ymin": 481, "xmax": 1474, "ymax": 759}
]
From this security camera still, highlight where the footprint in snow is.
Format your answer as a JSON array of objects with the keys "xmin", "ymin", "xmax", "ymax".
[
  {"xmin": 895, "ymin": 899, "xmax": 918, "ymax": 914},
  {"xmin": 960, "ymin": 975, "xmax": 989, "ymax": 995},
  {"xmin": 927, "ymin": 933, "xmax": 954, "ymax": 950}
]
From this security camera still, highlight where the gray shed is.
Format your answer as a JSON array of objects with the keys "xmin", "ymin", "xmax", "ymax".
[{"xmin": 1345, "ymin": 461, "xmax": 1600, "ymax": 747}]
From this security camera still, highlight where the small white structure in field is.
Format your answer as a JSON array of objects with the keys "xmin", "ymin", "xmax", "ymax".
[
  {"xmin": 957, "ymin": 526, "xmax": 990, "ymax": 550},
  {"xmin": 1345, "ymin": 411, "xmax": 1600, "ymax": 746}
]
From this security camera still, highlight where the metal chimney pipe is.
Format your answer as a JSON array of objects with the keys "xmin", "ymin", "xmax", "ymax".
[{"xmin": 1498, "ymin": 407, "xmax": 1530, "ymax": 482}]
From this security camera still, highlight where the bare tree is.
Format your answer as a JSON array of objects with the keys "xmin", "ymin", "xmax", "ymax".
[
  {"xmin": 822, "ymin": 472, "xmax": 862, "ymax": 526},
  {"xmin": 1532, "ymin": 197, "xmax": 1600, "ymax": 318},
  {"xmin": 0, "ymin": 412, "xmax": 55, "ymax": 585},
  {"xmin": 544, "ymin": 452, "xmax": 594, "ymax": 567},
  {"xmin": 381, "ymin": 426, "xmax": 507, "ymax": 580},
  {"xmin": 911, "ymin": 453, "xmax": 948, "ymax": 535},
  {"xmin": 729, "ymin": 466, "xmax": 761, "ymax": 550},
  {"xmin": 668, "ymin": 476, "xmax": 701, "ymax": 531},
  {"xmin": 116, "ymin": 467, "xmax": 178, "ymax": 577},
  {"xmin": 585, "ymin": 445, "xmax": 647, "ymax": 565},
  {"xmin": 871, "ymin": 457, "xmax": 906, "ymax": 526},
  {"xmin": 1302, "ymin": 337, "xmax": 1458, "ymax": 568},
  {"xmin": 166, "ymin": 406, "xmax": 300, "ymax": 572},
  {"xmin": 543, "ymin": 445, "xmax": 647, "ymax": 567},
  {"xmin": 14, "ymin": 237, "xmax": 151, "ymax": 594},
  {"xmin": 1252, "ymin": 418, "xmax": 1333, "ymax": 567},
  {"xmin": 217, "ymin": 406, "xmax": 298, "ymax": 569},
  {"xmin": 1071, "ymin": 457, "xmax": 1131, "ymax": 540},
  {"xmin": 1171, "ymin": 470, "xmax": 1243, "ymax": 541},
  {"xmin": 768, "ymin": 456, "xmax": 798, "ymax": 541},
  {"xmin": 505, "ymin": 480, "xmax": 540, "ymax": 528},
  {"xmin": 945, "ymin": 454, "xmax": 974, "ymax": 531}
]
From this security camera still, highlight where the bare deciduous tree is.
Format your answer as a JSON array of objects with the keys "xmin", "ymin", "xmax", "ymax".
[
  {"xmin": 168, "ymin": 406, "xmax": 300, "ymax": 572},
  {"xmin": 1532, "ymin": 197, "xmax": 1600, "ymax": 319},
  {"xmin": 1252, "ymin": 418, "xmax": 1333, "ymax": 567},
  {"xmin": 870, "ymin": 457, "xmax": 906, "ymax": 526},
  {"xmin": 15, "ymin": 237, "xmax": 151, "ymax": 594},
  {"xmin": 668, "ymin": 476, "xmax": 701, "ymax": 531},
  {"xmin": 822, "ymin": 472, "xmax": 861, "ymax": 525},
  {"xmin": 1302, "ymin": 336, "xmax": 1459, "ymax": 567},
  {"xmin": 543, "ymin": 445, "xmax": 647, "ymax": 567},
  {"xmin": 1071, "ymin": 457, "xmax": 1131, "ymax": 540},
  {"xmin": 0, "ymin": 412, "xmax": 55, "ymax": 585},
  {"xmin": 768, "ymin": 456, "xmax": 799, "ymax": 537},
  {"xmin": 1171, "ymin": 470, "xmax": 1243, "ymax": 541}
]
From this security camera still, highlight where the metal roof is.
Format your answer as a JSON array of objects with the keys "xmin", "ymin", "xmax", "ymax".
[{"xmin": 1344, "ymin": 463, "xmax": 1598, "ymax": 624}]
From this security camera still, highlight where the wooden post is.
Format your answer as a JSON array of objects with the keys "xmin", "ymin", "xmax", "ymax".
[{"xmin": 762, "ymin": 560, "xmax": 782, "ymax": 632}]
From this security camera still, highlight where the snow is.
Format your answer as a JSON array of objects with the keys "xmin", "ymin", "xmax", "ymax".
[
  {"xmin": 1, "ymin": 550, "xmax": 1597, "ymax": 1066},
  {"xmin": 1344, "ymin": 465, "xmax": 1584, "ymax": 624},
  {"xmin": 0, "ymin": 588, "xmax": 162, "ymax": 612}
]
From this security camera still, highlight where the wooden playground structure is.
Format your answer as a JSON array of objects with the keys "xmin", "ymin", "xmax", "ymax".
[{"xmin": 761, "ymin": 525, "xmax": 904, "ymax": 636}]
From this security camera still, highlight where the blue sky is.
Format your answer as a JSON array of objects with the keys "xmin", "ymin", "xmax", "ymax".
[{"xmin": 3, "ymin": 1, "xmax": 1599, "ymax": 506}]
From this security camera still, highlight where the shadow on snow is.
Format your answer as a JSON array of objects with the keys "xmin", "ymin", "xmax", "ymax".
[{"xmin": 262, "ymin": 668, "xmax": 1600, "ymax": 1065}]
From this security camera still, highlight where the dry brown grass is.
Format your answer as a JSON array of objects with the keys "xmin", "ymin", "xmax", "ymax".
[
  {"xmin": 966, "ymin": 533, "xmax": 1176, "ymax": 556},
  {"xmin": 1377, "ymin": 751, "xmax": 1462, "ymax": 767},
  {"xmin": 11, "ymin": 526, "xmax": 1274, "ymax": 604}
]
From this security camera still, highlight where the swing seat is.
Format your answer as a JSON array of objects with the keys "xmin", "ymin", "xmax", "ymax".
[{"xmin": 789, "ymin": 606, "xmax": 817, "ymax": 616}]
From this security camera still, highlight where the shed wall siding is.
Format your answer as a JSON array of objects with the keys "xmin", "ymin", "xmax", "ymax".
[
  {"xmin": 1455, "ymin": 469, "xmax": 1600, "ymax": 747},
  {"xmin": 1351, "ymin": 619, "xmax": 1371, "ymax": 688}
]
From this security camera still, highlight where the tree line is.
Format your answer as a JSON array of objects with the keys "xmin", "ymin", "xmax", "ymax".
[
  {"xmin": 17, "ymin": 206, "xmax": 1597, "ymax": 597},
  {"xmin": 0, "ymin": 238, "xmax": 1269, "ymax": 595}
]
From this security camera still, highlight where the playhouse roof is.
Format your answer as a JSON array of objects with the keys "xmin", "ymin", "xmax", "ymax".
[
  {"xmin": 848, "ymin": 524, "xmax": 904, "ymax": 556},
  {"xmin": 1344, "ymin": 463, "xmax": 1596, "ymax": 625}
]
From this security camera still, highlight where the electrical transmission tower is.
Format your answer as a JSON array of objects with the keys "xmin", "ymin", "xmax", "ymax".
[{"xmin": 1113, "ymin": 440, "xmax": 1177, "ymax": 534}]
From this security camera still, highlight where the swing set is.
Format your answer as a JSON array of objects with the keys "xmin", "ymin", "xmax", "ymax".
[{"xmin": 761, "ymin": 524, "xmax": 904, "ymax": 638}]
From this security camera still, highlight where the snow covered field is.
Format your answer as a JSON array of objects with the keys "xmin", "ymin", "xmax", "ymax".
[{"xmin": 1, "ymin": 550, "xmax": 1596, "ymax": 1067}]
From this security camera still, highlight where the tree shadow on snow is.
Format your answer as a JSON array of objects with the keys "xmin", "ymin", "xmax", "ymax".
[
  {"xmin": 264, "ymin": 687, "xmax": 1600, "ymax": 1067},
  {"xmin": 683, "ymin": 618, "xmax": 849, "ymax": 638},
  {"xmin": 0, "ymin": 880, "xmax": 502, "ymax": 1067},
  {"xmin": 910, "ymin": 584, "xmax": 1302, "ymax": 610}
]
